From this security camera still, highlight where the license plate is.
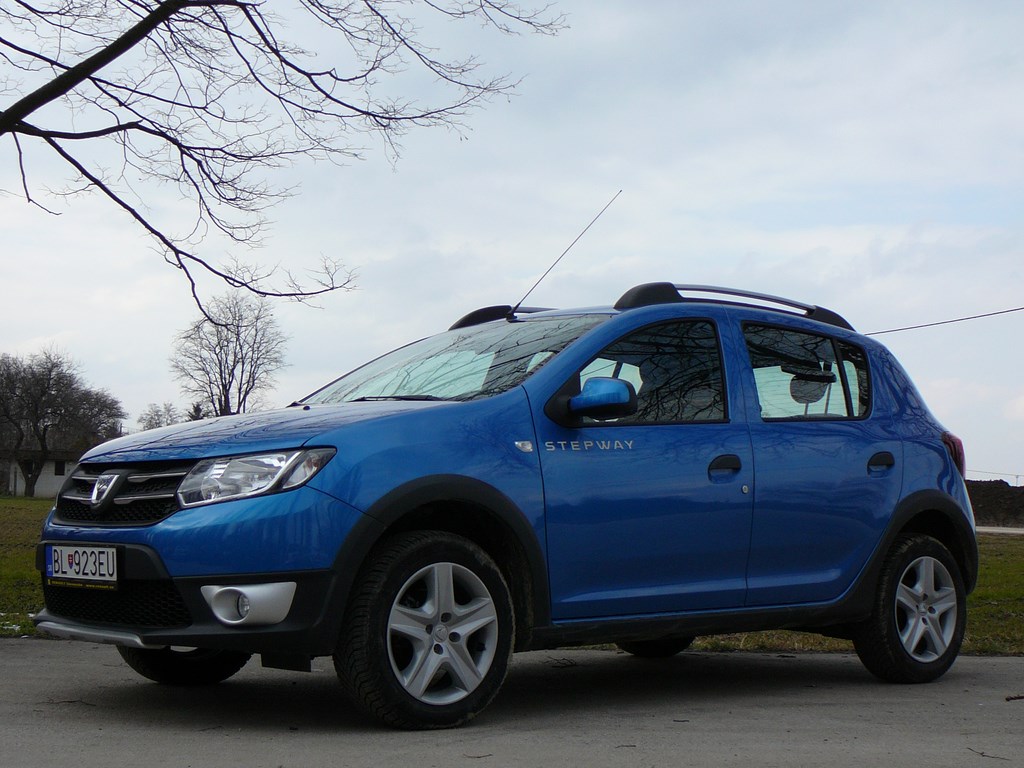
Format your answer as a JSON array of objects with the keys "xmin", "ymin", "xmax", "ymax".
[{"xmin": 46, "ymin": 544, "xmax": 118, "ymax": 589}]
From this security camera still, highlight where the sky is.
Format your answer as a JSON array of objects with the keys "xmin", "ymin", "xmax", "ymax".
[{"xmin": 2, "ymin": 1, "xmax": 1023, "ymax": 484}]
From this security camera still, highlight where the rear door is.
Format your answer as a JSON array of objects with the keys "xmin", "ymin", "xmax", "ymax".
[{"xmin": 740, "ymin": 323, "xmax": 904, "ymax": 606}]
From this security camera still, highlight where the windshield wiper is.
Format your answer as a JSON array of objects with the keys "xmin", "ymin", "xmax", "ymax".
[{"xmin": 349, "ymin": 395, "xmax": 451, "ymax": 402}]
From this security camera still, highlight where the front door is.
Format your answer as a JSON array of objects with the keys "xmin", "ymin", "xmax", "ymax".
[{"xmin": 537, "ymin": 319, "xmax": 754, "ymax": 621}]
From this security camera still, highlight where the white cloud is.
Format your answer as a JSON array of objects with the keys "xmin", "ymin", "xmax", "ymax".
[
  {"xmin": 3, "ymin": 0, "xmax": 1023, "ymax": 479},
  {"xmin": 1007, "ymin": 393, "xmax": 1024, "ymax": 424}
]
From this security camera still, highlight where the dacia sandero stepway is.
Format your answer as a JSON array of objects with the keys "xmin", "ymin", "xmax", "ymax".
[{"xmin": 36, "ymin": 283, "xmax": 977, "ymax": 729}]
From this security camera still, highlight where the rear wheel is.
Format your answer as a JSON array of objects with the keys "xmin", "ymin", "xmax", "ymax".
[
  {"xmin": 117, "ymin": 646, "xmax": 251, "ymax": 685},
  {"xmin": 616, "ymin": 636, "xmax": 695, "ymax": 658},
  {"xmin": 853, "ymin": 534, "xmax": 966, "ymax": 683},
  {"xmin": 334, "ymin": 531, "xmax": 514, "ymax": 729}
]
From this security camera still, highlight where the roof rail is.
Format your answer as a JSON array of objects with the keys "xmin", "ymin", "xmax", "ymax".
[
  {"xmin": 614, "ymin": 282, "xmax": 854, "ymax": 331},
  {"xmin": 449, "ymin": 305, "xmax": 553, "ymax": 330}
]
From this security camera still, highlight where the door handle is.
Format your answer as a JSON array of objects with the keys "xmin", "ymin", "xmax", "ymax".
[
  {"xmin": 708, "ymin": 454, "xmax": 742, "ymax": 473},
  {"xmin": 868, "ymin": 451, "xmax": 896, "ymax": 471}
]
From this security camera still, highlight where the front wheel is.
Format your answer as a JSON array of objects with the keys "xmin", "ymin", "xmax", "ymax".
[
  {"xmin": 117, "ymin": 646, "xmax": 251, "ymax": 685},
  {"xmin": 334, "ymin": 531, "xmax": 514, "ymax": 729},
  {"xmin": 853, "ymin": 534, "xmax": 966, "ymax": 684}
]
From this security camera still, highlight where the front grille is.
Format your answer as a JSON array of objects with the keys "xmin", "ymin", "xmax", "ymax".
[
  {"xmin": 54, "ymin": 462, "xmax": 195, "ymax": 527},
  {"xmin": 43, "ymin": 580, "xmax": 192, "ymax": 628}
]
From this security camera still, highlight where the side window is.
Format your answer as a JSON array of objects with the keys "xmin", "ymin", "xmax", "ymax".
[
  {"xmin": 578, "ymin": 320, "xmax": 726, "ymax": 424},
  {"xmin": 743, "ymin": 325, "xmax": 870, "ymax": 420},
  {"xmin": 837, "ymin": 340, "xmax": 871, "ymax": 417}
]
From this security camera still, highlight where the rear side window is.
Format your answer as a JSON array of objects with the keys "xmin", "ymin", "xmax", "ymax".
[{"xmin": 743, "ymin": 325, "xmax": 870, "ymax": 420}]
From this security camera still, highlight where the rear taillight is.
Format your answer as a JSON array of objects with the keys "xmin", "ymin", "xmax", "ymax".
[{"xmin": 942, "ymin": 432, "xmax": 966, "ymax": 477}]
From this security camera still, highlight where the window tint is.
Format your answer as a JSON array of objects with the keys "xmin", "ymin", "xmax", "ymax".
[
  {"xmin": 743, "ymin": 325, "xmax": 870, "ymax": 420},
  {"xmin": 578, "ymin": 320, "xmax": 725, "ymax": 424}
]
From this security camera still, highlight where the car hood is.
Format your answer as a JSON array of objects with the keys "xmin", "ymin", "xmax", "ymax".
[{"xmin": 81, "ymin": 401, "xmax": 445, "ymax": 463}]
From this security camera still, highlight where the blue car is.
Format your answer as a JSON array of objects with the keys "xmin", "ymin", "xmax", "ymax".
[{"xmin": 36, "ymin": 283, "xmax": 977, "ymax": 729}]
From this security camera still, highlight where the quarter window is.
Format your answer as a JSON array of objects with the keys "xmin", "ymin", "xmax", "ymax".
[
  {"xmin": 838, "ymin": 341, "xmax": 871, "ymax": 418},
  {"xmin": 577, "ymin": 320, "xmax": 726, "ymax": 424}
]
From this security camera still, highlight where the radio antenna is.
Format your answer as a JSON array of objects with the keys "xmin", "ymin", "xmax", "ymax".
[{"xmin": 508, "ymin": 189, "xmax": 623, "ymax": 318}]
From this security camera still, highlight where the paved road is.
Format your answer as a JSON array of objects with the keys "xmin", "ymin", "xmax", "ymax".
[{"xmin": 2, "ymin": 638, "xmax": 1021, "ymax": 768}]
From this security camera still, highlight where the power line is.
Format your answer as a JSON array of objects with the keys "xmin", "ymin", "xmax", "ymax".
[
  {"xmin": 868, "ymin": 305, "xmax": 1024, "ymax": 336},
  {"xmin": 967, "ymin": 469, "xmax": 1023, "ymax": 486}
]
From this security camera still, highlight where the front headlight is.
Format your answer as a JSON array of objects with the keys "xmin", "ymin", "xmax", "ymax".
[{"xmin": 177, "ymin": 448, "xmax": 336, "ymax": 508}]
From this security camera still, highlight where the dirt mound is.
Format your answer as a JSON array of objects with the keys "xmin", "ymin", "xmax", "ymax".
[{"xmin": 966, "ymin": 480, "xmax": 1024, "ymax": 527}]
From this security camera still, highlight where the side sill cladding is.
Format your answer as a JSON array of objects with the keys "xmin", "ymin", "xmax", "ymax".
[{"xmin": 330, "ymin": 475, "xmax": 551, "ymax": 651}]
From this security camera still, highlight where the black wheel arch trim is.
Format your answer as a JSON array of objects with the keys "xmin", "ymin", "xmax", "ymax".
[
  {"xmin": 882, "ymin": 488, "xmax": 978, "ymax": 593},
  {"xmin": 322, "ymin": 474, "xmax": 550, "ymax": 653},
  {"xmin": 810, "ymin": 487, "xmax": 978, "ymax": 625},
  {"xmin": 801, "ymin": 486, "xmax": 978, "ymax": 627}
]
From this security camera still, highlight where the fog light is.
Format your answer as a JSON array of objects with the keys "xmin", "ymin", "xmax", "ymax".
[
  {"xmin": 200, "ymin": 582, "xmax": 296, "ymax": 627},
  {"xmin": 236, "ymin": 593, "xmax": 251, "ymax": 619}
]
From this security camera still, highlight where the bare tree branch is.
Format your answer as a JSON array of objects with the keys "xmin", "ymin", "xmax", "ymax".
[
  {"xmin": 38, "ymin": 129, "xmax": 355, "ymax": 320},
  {"xmin": 0, "ymin": 0, "xmax": 564, "ymax": 308}
]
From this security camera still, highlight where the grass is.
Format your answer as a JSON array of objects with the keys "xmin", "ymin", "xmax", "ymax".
[
  {"xmin": 689, "ymin": 533, "xmax": 1024, "ymax": 656},
  {"xmin": 963, "ymin": 534, "xmax": 1024, "ymax": 654},
  {"xmin": 0, "ymin": 496, "xmax": 52, "ymax": 636},
  {"xmin": 1, "ymin": 497, "xmax": 1021, "ymax": 653}
]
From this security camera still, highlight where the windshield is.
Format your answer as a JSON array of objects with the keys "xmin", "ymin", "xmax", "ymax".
[{"xmin": 303, "ymin": 314, "xmax": 608, "ymax": 404}]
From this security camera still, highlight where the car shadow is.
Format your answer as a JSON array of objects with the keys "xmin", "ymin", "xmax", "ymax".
[
  {"xmin": 492, "ymin": 650, "xmax": 875, "ymax": 721},
  {"xmin": 39, "ymin": 648, "xmax": 884, "ymax": 733}
]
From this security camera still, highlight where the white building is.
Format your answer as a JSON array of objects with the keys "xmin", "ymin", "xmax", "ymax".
[{"xmin": 1, "ymin": 451, "xmax": 78, "ymax": 498}]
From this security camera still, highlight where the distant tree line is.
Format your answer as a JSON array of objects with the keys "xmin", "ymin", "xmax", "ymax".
[
  {"xmin": 0, "ymin": 349, "xmax": 125, "ymax": 497},
  {"xmin": 136, "ymin": 401, "xmax": 208, "ymax": 430},
  {"xmin": 2, "ymin": 292, "xmax": 289, "ymax": 495}
]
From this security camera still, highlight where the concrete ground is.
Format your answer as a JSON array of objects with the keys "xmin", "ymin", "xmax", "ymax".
[{"xmin": 1, "ymin": 638, "xmax": 1021, "ymax": 768}]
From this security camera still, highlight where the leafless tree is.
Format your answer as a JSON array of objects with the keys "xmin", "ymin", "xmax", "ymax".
[
  {"xmin": 0, "ymin": 1, "xmax": 563, "ymax": 313},
  {"xmin": 171, "ymin": 291, "xmax": 287, "ymax": 416},
  {"xmin": 137, "ymin": 401, "xmax": 181, "ymax": 430},
  {"xmin": 0, "ymin": 349, "xmax": 126, "ymax": 496}
]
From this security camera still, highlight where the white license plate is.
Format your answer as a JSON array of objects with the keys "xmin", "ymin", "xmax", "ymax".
[{"xmin": 46, "ymin": 545, "xmax": 118, "ymax": 588}]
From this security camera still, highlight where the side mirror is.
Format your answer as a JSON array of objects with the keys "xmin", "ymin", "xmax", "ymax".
[{"xmin": 568, "ymin": 377, "xmax": 637, "ymax": 420}]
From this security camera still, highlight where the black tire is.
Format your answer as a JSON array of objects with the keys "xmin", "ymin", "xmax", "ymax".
[
  {"xmin": 334, "ymin": 531, "xmax": 514, "ymax": 730},
  {"xmin": 853, "ymin": 534, "xmax": 966, "ymax": 684},
  {"xmin": 117, "ymin": 646, "xmax": 251, "ymax": 685},
  {"xmin": 616, "ymin": 636, "xmax": 695, "ymax": 658}
]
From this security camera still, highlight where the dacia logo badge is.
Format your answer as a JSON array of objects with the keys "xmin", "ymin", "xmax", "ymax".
[{"xmin": 90, "ymin": 473, "xmax": 120, "ymax": 507}]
